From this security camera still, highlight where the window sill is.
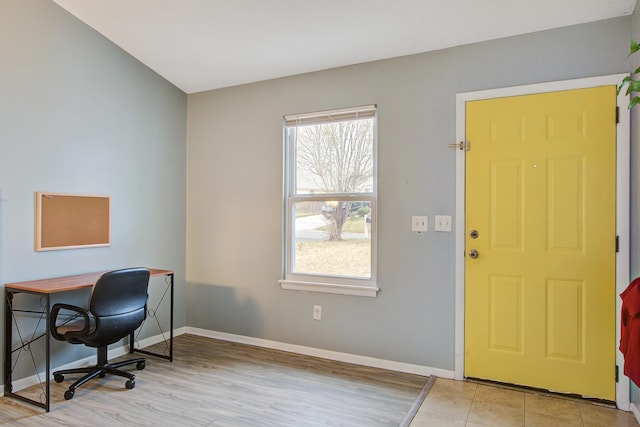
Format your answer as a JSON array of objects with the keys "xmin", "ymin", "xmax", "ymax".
[{"xmin": 279, "ymin": 279, "xmax": 379, "ymax": 297}]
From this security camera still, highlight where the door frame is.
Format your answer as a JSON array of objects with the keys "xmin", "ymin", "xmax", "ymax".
[{"xmin": 454, "ymin": 74, "xmax": 630, "ymax": 409}]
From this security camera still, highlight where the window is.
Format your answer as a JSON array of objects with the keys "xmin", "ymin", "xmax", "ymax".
[{"xmin": 280, "ymin": 105, "xmax": 378, "ymax": 297}]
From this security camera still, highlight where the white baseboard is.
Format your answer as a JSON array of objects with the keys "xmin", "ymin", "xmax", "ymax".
[
  {"xmin": 1, "ymin": 328, "xmax": 187, "ymax": 396},
  {"xmin": 186, "ymin": 327, "xmax": 454, "ymax": 378},
  {"xmin": 631, "ymin": 402, "xmax": 640, "ymax": 423}
]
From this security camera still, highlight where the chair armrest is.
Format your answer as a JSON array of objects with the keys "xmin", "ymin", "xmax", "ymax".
[{"xmin": 50, "ymin": 303, "xmax": 91, "ymax": 341}]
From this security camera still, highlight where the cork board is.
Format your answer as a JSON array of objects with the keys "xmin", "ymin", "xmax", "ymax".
[{"xmin": 35, "ymin": 192, "xmax": 111, "ymax": 251}]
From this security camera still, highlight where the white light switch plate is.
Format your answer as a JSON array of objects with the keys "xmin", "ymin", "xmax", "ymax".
[
  {"xmin": 412, "ymin": 216, "xmax": 428, "ymax": 232},
  {"xmin": 434, "ymin": 215, "xmax": 452, "ymax": 232}
]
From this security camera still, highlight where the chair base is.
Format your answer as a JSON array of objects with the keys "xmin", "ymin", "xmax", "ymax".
[{"xmin": 53, "ymin": 346, "xmax": 146, "ymax": 400}]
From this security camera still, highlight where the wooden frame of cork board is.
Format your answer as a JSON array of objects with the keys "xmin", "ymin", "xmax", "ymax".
[{"xmin": 35, "ymin": 192, "xmax": 111, "ymax": 251}]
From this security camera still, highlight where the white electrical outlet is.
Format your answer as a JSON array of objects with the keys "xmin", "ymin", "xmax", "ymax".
[
  {"xmin": 313, "ymin": 305, "xmax": 322, "ymax": 320},
  {"xmin": 434, "ymin": 215, "xmax": 452, "ymax": 232},
  {"xmin": 412, "ymin": 216, "xmax": 428, "ymax": 232}
]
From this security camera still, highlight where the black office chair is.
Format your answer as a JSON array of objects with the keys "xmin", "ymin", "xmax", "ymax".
[{"xmin": 50, "ymin": 267, "xmax": 151, "ymax": 400}]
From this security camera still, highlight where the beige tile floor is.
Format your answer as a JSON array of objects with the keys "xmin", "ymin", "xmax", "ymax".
[{"xmin": 410, "ymin": 378, "xmax": 639, "ymax": 427}]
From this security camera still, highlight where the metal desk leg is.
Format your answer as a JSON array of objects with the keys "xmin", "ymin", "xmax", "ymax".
[
  {"xmin": 4, "ymin": 290, "xmax": 51, "ymax": 412},
  {"xmin": 4, "ymin": 288, "xmax": 12, "ymax": 397},
  {"xmin": 44, "ymin": 293, "xmax": 50, "ymax": 412},
  {"xmin": 130, "ymin": 273, "xmax": 174, "ymax": 362},
  {"xmin": 169, "ymin": 273, "xmax": 173, "ymax": 362}
]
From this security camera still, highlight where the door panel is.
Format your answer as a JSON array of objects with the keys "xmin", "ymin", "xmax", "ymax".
[
  {"xmin": 546, "ymin": 279, "xmax": 583, "ymax": 361},
  {"xmin": 490, "ymin": 160, "xmax": 524, "ymax": 250},
  {"xmin": 548, "ymin": 157, "xmax": 585, "ymax": 252},
  {"xmin": 464, "ymin": 86, "xmax": 616, "ymax": 400},
  {"xmin": 488, "ymin": 274, "xmax": 523, "ymax": 352}
]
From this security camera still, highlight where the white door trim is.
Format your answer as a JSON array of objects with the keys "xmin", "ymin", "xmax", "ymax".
[{"xmin": 454, "ymin": 74, "xmax": 631, "ymax": 410}]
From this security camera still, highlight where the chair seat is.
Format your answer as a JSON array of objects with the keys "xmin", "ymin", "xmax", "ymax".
[{"xmin": 55, "ymin": 317, "xmax": 95, "ymax": 336}]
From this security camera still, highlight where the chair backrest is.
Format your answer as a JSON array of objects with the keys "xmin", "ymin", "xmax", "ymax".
[
  {"xmin": 90, "ymin": 268, "xmax": 150, "ymax": 316},
  {"xmin": 87, "ymin": 268, "xmax": 150, "ymax": 346}
]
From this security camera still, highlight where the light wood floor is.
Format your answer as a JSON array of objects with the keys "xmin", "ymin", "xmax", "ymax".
[{"xmin": 0, "ymin": 334, "xmax": 427, "ymax": 426}]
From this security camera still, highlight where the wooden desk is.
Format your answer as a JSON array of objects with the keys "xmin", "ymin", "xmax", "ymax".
[{"xmin": 4, "ymin": 268, "xmax": 174, "ymax": 412}]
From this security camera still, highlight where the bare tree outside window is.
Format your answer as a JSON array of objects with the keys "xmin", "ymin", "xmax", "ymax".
[{"xmin": 296, "ymin": 119, "xmax": 374, "ymax": 240}]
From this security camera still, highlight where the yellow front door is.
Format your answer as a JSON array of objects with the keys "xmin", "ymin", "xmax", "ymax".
[{"xmin": 464, "ymin": 86, "xmax": 617, "ymax": 400}]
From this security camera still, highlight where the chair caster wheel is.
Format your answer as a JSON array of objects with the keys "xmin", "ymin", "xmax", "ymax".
[
  {"xmin": 64, "ymin": 390, "xmax": 74, "ymax": 400},
  {"xmin": 125, "ymin": 379, "xmax": 135, "ymax": 389},
  {"xmin": 54, "ymin": 373, "xmax": 64, "ymax": 383},
  {"xmin": 136, "ymin": 361, "xmax": 145, "ymax": 370}
]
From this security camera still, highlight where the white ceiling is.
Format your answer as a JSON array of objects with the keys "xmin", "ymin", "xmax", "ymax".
[{"xmin": 52, "ymin": 0, "xmax": 637, "ymax": 94}]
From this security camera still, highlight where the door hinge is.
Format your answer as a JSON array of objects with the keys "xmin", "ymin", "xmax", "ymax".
[
  {"xmin": 616, "ymin": 106, "xmax": 620, "ymax": 124},
  {"xmin": 448, "ymin": 140, "xmax": 471, "ymax": 151},
  {"xmin": 616, "ymin": 364, "xmax": 619, "ymax": 382},
  {"xmin": 616, "ymin": 235, "xmax": 620, "ymax": 253}
]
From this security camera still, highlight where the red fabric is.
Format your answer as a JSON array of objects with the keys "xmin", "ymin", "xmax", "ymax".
[{"xmin": 620, "ymin": 277, "xmax": 640, "ymax": 387}]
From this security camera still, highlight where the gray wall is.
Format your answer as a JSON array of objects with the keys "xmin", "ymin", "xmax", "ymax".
[
  {"xmin": 187, "ymin": 17, "xmax": 631, "ymax": 370},
  {"xmin": 1, "ymin": 0, "xmax": 187, "ymax": 379}
]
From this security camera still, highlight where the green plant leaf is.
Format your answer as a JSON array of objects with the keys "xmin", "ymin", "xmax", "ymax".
[
  {"xmin": 627, "ymin": 84, "xmax": 636, "ymax": 96},
  {"xmin": 626, "ymin": 80, "xmax": 640, "ymax": 95},
  {"xmin": 621, "ymin": 39, "xmax": 640, "ymax": 108},
  {"xmin": 625, "ymin": 81, "xmax": 635, "ymax": 95},
  {"xmin": 618, "ymin": 76, "xmax": 632, "ymax": 94}
]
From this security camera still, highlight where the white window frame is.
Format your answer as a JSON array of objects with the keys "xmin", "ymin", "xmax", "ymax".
[{"xmin": 279, "ymin": 105, "xmax": 379, "ymax": 297}]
